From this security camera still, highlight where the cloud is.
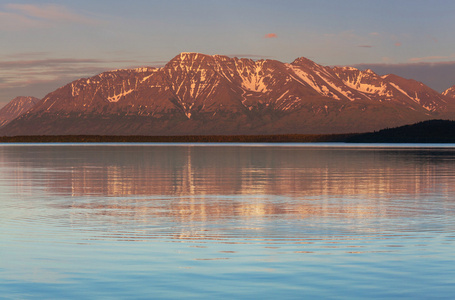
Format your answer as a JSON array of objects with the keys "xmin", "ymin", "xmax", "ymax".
[
  {"xmin": 0, "ymin": 3, "xmax": 99, "ymax": 30},
  {"xmin": 0, "ymin": 59, "xmax": 106, "ymax": 91},
  {"xmin": 408, "ymin": 55, "xmax": 455, "ymax": 63},
  {"xmin": 7, "ymin": 3, "xmax": 97, "ymax": 24},
  {"xmin": 395, "ymin": 42, "xmax": 402, "ymax": 47},
  {"xmin": 3, "ymin": 52, "xmax": 50, "ymax": 59},
  {"xmin": 357, "ymin": 45, "xmax": 373, "ymax": 48},
  {"xmin": 0, "ymin": 57, "xmax": 168, "ymax": 104},
  {"xmin": 0, "ymin": 58, "xmax": 106, "ymax": 69},
  {"xmin": 264, "ymin": 33, "xmax": 277, "ymax": 39},
  {"xmin": 0, "ymin": 58, "xmax": 166, "ymax": 70},
  {"xmin": 0, "ymin": 11, "xmax": 45, "ymax": 30}
]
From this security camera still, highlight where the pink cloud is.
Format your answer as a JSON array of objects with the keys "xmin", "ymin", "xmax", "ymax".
[
  {"xmin": 7, "ymin": 4, "xmax": 96, "ymax": 23},
  {"xmin": 264, "ymin": 33, "xmax": 277, "ymax": 39},
  {"xmin": 0, "ymin": 11, "xmax": 46, "ymax": 30},
  {"xmin": 0, "ymin": 3, "xmax": 99, "ymax": 30},
  {"xmin": 409, "ymin": 55, "xmax": 453, "ymax": 63},
  {"xmin": 395, "ymin": 42, "xmax": 402, "ymax": 47}
]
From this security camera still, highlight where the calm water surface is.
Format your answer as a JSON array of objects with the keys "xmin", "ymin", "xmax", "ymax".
[{"xmin": 1, "ymin": 143, "xmax": 455, "ymax": 299}]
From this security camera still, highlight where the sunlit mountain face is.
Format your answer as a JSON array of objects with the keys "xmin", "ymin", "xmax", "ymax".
[
  {"xmin": 0, "ymin": 96, "xmax": 39, "ymax": 127},
  {"xmin": 443, "ymin": 85, "xmax": 455, "ymax": 100},
  {"xmin": 2, "ymin": 53, "xmax": 455, "ymax": 136}
]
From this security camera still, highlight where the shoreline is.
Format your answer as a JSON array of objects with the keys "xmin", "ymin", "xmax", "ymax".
[
  {"xmin": 0, "ymin": 134, "xmax": 355, "ymax": 143},
  {"xmin": 1, "ymin": 120, "xmax": 454, "ymax": 144},
  {"xmin": 0, "ymin": 133, "xmax": 454, "ymax": 144}
]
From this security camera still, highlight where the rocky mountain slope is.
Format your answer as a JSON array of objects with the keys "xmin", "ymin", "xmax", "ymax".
[
  {"xmin": 0, "ymin": 96, "xmax": 40, "ymax": 127},
  {"xmin": 1, "ymin": 53, "xmax": 455, "ymax": 136},
  {"xmin": 443, "ymin": 85, "xmax": 455, "ymax": 99}
]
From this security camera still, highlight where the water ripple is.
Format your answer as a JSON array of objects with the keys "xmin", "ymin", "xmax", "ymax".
[{"xmin": 2, "ymin": 145, "xmax": 455, "ymax": 299}]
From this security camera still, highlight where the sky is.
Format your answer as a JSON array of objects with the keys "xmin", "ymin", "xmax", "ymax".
[{"xmin": 1, "ymin": 0, "xmax": 455, "ymax": 105}]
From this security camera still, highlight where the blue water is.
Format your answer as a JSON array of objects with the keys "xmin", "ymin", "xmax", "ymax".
[{"xmin": 1, "ymin": 144, "xmax": 455, "ymax": 299}]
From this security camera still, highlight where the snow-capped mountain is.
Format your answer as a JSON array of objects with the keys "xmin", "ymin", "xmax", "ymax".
[
  {"xmin": 0, "ymin": 96, "xmax": 39, "ymax": 127},
  {"xmin": 443, "ymin": 85, "xmax": 455, "ymax": 99},
  {"xmin": 1, "ymin": 53, "xmax": 454, "ymax": 136}
]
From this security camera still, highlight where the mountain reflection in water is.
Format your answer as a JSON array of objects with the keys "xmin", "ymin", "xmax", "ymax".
[
  {"xmin": 3, "ymin": 145, "xmax": 454, "ymax": 229},
  {"xmin": 5, "ymin": 145, "xmax": 454, "ymax": 196}
]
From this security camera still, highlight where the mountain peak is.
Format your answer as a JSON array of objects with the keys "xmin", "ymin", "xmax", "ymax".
[
  {"xmin": 0, "ymin": 96, "xmax": 40, "ymax": 127},
  {"xmin": 179, "ymin": 52, "xmax": 202, "ymax": 58},
  {"xmin": 343, "ymin": 66, "xmax": 358, "ymax": 71},
  {"xmin": 443, "ymin": 85, "xmax": 455, "ymax": 98},
  {"xmin": 291, "ymin": 56, "xmax": 318, "ymax": 67},
  {"xmin": 172, "ymin": 52, "xmax": 212, "ymax": 61},
  {"xmin": 165, "ymin": 52, "xmax": 219, "ymax": 69},
  {"xmin": 9, "ymin": 96, "xmax": 39, "ymax": 104}
]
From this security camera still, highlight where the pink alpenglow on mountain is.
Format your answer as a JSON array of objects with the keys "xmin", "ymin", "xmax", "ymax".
[
  {"xmin": 0, "ymin": 96, "xmax": 40, "ymax": 127},
  {"xmin": 1, "ymin": 53, "xmax": 455, "ymax": 136},
  {"xmin": 443, "ymin": 85, "xmax": 455, "ymax": 99}
]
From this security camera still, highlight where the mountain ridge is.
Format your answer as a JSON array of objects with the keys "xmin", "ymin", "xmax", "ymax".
[
  {"xmin": 0, "ymin": 96, "xmax": 40, "ymax": 127},
  {"xmin": 1, "ymin": 53, "xmax": 455, "ymax": 136}
]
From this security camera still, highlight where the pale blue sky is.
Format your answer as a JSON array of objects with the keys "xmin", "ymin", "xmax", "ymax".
[{"xmin": 1, "ymin": 0, "xmax": 455, "ymax": 104}]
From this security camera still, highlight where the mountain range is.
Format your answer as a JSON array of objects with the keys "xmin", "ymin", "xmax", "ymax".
[{"xmin": 1, "ymin": 52, "xmax": 455, "ymax": 136}]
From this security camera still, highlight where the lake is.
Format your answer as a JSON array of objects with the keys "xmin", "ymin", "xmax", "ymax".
[{"xmin": 1, "ymin": 143, "xmax": 455, "ymax": 299}]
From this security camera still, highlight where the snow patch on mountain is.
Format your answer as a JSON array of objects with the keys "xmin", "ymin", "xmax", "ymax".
[
  {"xmin": 236, "ymin": 61, "xmax": 270, "ymax": 93},
  {"xmin": 389, "ymin": 83, "xmax": 414, "ymax": 101},
  {"xmin": 288, "ymin": 65, "xmax": 346, "ymax": 100},
  {"xmin": 341, "ymin": 74, "xmax": 390, "ymax": 96},
  {"xmin": 443, "ymin": 85, "xmax": 455, "ymax": 98},
  {"xmin": 108, "ymin": 89, "xmax": 134, "ymax": 102}
]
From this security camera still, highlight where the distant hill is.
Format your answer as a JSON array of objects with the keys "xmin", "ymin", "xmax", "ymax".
[{"xmin": 346, "ymin": 119, "xmax": 455, "ymax": 143}]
